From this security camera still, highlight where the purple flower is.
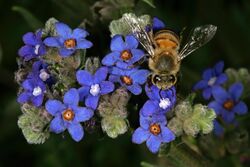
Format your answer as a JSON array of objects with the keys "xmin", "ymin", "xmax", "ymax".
[
  {"xmin": 102, "ymin": 35, "xmax": 144, "ymax": 69},
  {"xmin": 28, "ymin": 61, "xmax": 54, "ymax": 85},
  {"xmin": 208, "ymin": 83, "xmax": 248, "ymax": 124},
  {"xmin": 44, "ymin": 22, "xmax": 92, "ymax": 57},
  {"xmin": 109, "ymin": 67, "xmax": 149, "ymax": 95},
  {"xmin": 141, "ymin": 85, "xmax": 176, "ymax": 117},
  {"xmin": 17, "ymin": 78, "xmax": 46, "ymax": 107},
  {"xmin": 45, "ymin": 88, "xmax": 94, "ymax": 142},
  {"xmin": 18, "ymin": 30, "xmax": 46, "ymax": 61},
  {"xmin": 76, "ymin": 67, "xmax": 115, "ymax": 110},
  {"xmin": 193, "ymin": 61, "xmax": 228, "ymax": 100},
  {"xmin": 132, "ymin": 114, "xmax": 175, "ymax": 153}
]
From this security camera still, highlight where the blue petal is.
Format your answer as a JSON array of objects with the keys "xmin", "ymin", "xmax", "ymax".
[
  {"xmin": 131, "ymin": 70, "xmax": 149, "ymax": 84},
  {"xmin": 56, "ymin": 22, "xmax": 72, "ymax": 38},
  {"xmin": 100, "ymin": 81, "xmax": 114, "ymax": 95},
  {"xmin": 202, "ymin": 68, "xmax": 213, "ymax": 80},
  {"xmin": 76, "ymin": 39, "xmax": 93, "ymax": 49},
  {"xmin": 146, "ymin": 135, "xmax": 161, "ymax": 153},
  {"xmin": 22, "ymin": 79, "xmax": 34, "ymax": 91},
  {"xmin": 132, "ymin": 127, "xmax": 150, "ymax": 144},
  {"xmin": 193, "ymin": 80, "xmax": 208, "ymax": 90},
  {"xmin": 18, "ymin": 45, "xmax": 33, "ymax": 58},
  {"xmin": 211, "ymin": 86, "xmax": 230, "ymax": 103},
  {"xmin": 72, "ymin": 28, "xmax": 89, "ymax": 38},
  {"xmin": 94, "ymin": 67, "xmax": 108, "ymax": 83},
  {"xmin": 76, "ymin": 70, "xmax": 93, "ymax": 86},
  {"xmin": 125, "ymin": 35, "xmax": 138, "ymax": 49},
  {"xmin": 213, "ymin": 120, "xmax": 224, "ymax": 137},
  {"xmin": 233, "ymin": 101, "xmax": 248, "ymax": 115},
  {"xmin": 32, "ymin": 94, "xmax": 44, "ymax": 107},
  {"xmin": 215, "ymin": 74, "xmax": 227, "ymax": 85},
  {"xmin": 78, "ymin": 86, "xmax": 89, "ymax": 101},
  {"xmin": 139, "ymin": 114, "xmax": 151, "ymax": 129},
  {"xmin": 110, "ymin": 35, "xmax": 125, "ymax": 51},
  {"xmin": 17, "ymin": 92, "xmax": 31, "ymax": 104},
  {"xmin": 214, "ymin": 61, "xmax": 224, "ymax": 75},
  {"xmin": 68, "ymin": 123, "xmax": 84, "ymax": 142},
  {"xmin": 73, "ymin": 106, "xmax": 94, "ymax": 122},
  {"xmin": 23, "ymin": 32, "xmax": 37, "ymax": 45},
  {"xmin": 59, "ymin": 48, "xmax": 75, "ymax": 57},
  {"xmin": 38, "ymin": 44, "xmax": 46, "ymax": 56},
  {"xmin": 85, "ymin": 95, "xmax": 100, "ymax": 110},
  {"xmin": 152, "ymin": 17, "xmax": 165, "ymax": 31},
  {"xmin": 130, "ymin": 49, "xmax": 144, "ymax": 63},
  {"xmin": 108, "ymin": 74, "xmax": 120, "ymax": 83},
  {"xmin": 145, "ymin": 84, "xmax": 160, "ymax": 100},
  {"xmin": 44, "ymin": 37, "xmax": 61, "ymax": 47},
  {"xmin": 116, "ymin": 61, "xmax": 130, "ymax": 69},
  {"xmin": 127, "ymin": 83, "xmax": 142, "ymax": 95},
  {"xmin": 160, "ymin": 127, "xmax": 175, "ymax": 142},
  {"xmin": 221, "ymin": 110, "xmax": 235, "ymax": 123},
  {"xmin": 45, "ymin": 100, "xmax": 65, "ymax": 116},
  {"xmin": 229, "ymin": 83, "xmax": 243, "ymax": 101},
  {"xmin": 202, "ymin": 87, "xmax": 212, "ymax": 100},
  {"xmin": 102, "ymin": 52, "xmax": 119, "ymax": 66},
  {"xmin": 63, "ymin": 88, "xmax": 79, "ymax": 106},
  {"xmin": 208, "ymin": 101, "xmax": 223, "ymax": 115},
  {"xmin": 50, "ymin": 116, "xmax": 66, "ymax": 134},
  {"xmin": 140, "ymin": 100, "xmax": 158, "ymax": 117},
  {"xmin": 109, "ymin": 66, "xmax": 123, "ymax": 75}
]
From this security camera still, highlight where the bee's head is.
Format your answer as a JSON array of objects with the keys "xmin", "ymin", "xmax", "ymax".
[{"xmin": 151, "ymin": 73, "xmax": 177, "ymax": 90}]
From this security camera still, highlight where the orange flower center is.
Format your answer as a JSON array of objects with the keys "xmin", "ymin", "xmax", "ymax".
[
  {"xmin": 149, "ymin": 123, "xmax": 161, "ymax": 136},
  {"xmin": 120, "ymin": 76, "xmax": 133, "ymax": 85},
  {"xmin": 64, "ymin": 38, "xmax": 76, "ymax": 49},
  {"xmin": 223, "ymin": 100, "xmax": 234, "ymax": 110},
  {"xmin": 62, "ymin": 109, "xmax": 75, "ymax": 121},
  {"xmin": 120, "ymin": 50, "xmax": 132, "ymax": 61}
]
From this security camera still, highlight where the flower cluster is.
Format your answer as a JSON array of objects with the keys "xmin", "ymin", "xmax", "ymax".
[{"xmin": 193, "ymin": 61, "xmax": 248, "ymax": 136}]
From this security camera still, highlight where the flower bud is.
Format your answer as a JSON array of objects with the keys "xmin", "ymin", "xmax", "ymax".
[{"xmin": 168, "ymin": 117, "xmax": 183, "ymax": 137}]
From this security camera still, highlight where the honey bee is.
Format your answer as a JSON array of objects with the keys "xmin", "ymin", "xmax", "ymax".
[{"xmin": 123, "ymin": 13, "xmax": 217, "ymax": 90}]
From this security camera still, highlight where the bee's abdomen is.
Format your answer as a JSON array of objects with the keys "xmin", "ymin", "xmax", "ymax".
[{"xmin": 154, "ymin": 30, "xmax": 180, "ymax": 50}]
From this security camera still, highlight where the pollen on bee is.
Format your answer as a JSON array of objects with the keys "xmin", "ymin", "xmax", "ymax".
[
  {"xmin": 120, "ymin": 75, "xmax": 133, "ymax": 85},
  {"xmin": 120, "ymin": 50, "xmax": 132, "ymax": 61},
  {"xmin": 64, "ymin": 38, "xmax": 76, "ymax": 49},
  {"xmin": 62, "ymin": 108, "xmax": 75, "ymax": 121}
]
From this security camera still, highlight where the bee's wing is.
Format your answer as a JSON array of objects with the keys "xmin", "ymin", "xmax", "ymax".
[
  {"xmin": 122, "ymin": 13, "xmax": 155, "ymax": 56},
  {"xmin": 179, "ymin": 25, "xmax": 217, "ymax": 60}
]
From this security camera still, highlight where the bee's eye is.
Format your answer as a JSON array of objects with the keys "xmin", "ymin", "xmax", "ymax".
[
  {"xmin": 168, "ymin": 75, "xmax": 176, "ymax": 83},
  {"xmin": 153, "ymin": 75, "xmax": 161, "ymax": 83}
]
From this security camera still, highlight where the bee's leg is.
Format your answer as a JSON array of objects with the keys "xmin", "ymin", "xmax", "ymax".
[
  {"xmin": 128, "ymin": 54, "xmax": 149, "ymax": 68},
  {"xmin": 147, "ymin": 73, "xmax": 153, "ymax": 88}
]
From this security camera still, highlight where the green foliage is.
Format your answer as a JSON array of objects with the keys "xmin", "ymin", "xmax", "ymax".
[
  {"xmin": 109, "ymin": 13, "xmax": 151, "ymax": 36},
  {"xmin": 12, "ymin": 6, "xmax": 42, "ymax": 30},
  {"xmin": 17, "ymin": 104, "xmax": 52, "ymax": 144},
  {"xmin": 168, "ymin": 94, "xmax": 216, "ymax": 137},
  {"xmin": 84, "ymin": 57, "xmax": 101, "ymax": 74},
  {"xmin": 98, "ymin": 87, "xmax": 130, "ymax": 138}
]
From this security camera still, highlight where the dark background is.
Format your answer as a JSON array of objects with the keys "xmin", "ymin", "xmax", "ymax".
[{"xmin": 0, "ymin": 0, "xmax": 249, "ymax": 166}]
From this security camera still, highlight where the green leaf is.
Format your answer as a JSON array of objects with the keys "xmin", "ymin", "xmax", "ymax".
[
  {"xmin": 140, "ymin": 162, "xmax": 158, "ymax": 167},
  {"xmin": 12, "ymin": 6, "xmax": 42, "ymax": 30},
  {"xmin": 141, "ymin": 0, "xmax": 156, "ymax": 8}
]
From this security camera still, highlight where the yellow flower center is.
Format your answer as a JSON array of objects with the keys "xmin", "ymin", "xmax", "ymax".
[
  {"xmin": 223, "ymin": 100, "xmax": 234, "ymax": 110},
  {"xmin": 64, "ymin": 39, "xmax": 76, "ymax": 49},
  {"xmin": 149, "ymin": 123, "xmax": 161, "ymax": 135},
  {"xmin": 120, "ymin": 50, "xmax": 132, "ymax": 61},
  {"xmin": 120, "ymin": 76, "xmax": 133, "ymax": 85},
  {"xmin": 62, "ymin": 109, "xmax": 75, "ymax": 121}
]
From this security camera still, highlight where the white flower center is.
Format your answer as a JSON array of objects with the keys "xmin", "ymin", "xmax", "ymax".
[
  {"xmin": 208, "ymin": 77, "xmax": 217, "ymax": 86},
  {"xmin": 39, "ymin": 69, "xmax": 50, "ymax": 81},
  {"xmin": 159, "ymin": 98, "xmax": 171, "ymax": 110},
  {"xmin": 34, "ymin": 45, "xmax": 40, "ymax": 55},
  {"xmin": 32, "ymin": 86, "xmax": 42, "ymax": 96},
  {"xmin": 90, "ymin": 84, "xmax": 100, "ymax": 96}
]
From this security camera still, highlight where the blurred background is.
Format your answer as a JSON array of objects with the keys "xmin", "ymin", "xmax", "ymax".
[{"xmin": 0, "ymin": 0, "xmax": 250, "ymax": 166}]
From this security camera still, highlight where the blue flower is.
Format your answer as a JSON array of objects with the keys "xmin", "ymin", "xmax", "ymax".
[
  {"xmin": 102, "ymin": 34, "xmax": 144, "ymax": 69},
  {"xmin": 109, "ymin": 67, "xmax": 149, "ymax": 95},
  {"xmin": 152, "ymin": 17, "xmax": 166, "ymax": 31},
  {"xmin": 17, "ymin": 78, "xmax": 46, "ymax": 107},
  {"xmin": 76, "ymin": 67, "xmax": 115, "ymax": 110},
  {"xmin": 28, "ymin": 61, "xmax": 54, "ymax": 86},
  {"xmin": 193, "ymin": 61, "xmax": 228, "ymax": 100},
  {"xmin": 45, "ymin": 88, "xmax": 94, "ymax": 142},
  {"xmin": 18, "ymin": 30, "xmax": 46, "ymax": 61},
  {"xmin": 44, "ymin": 22, "xmax": 93, "ymax": 57},
  {"xmin": 132, "ymin": 114, "xmax": 175, "ymax": 153},
  {"xmin": 213, "ymin": 120, "xmax": 224, "ymax": 137},
  {"xmin": 140, "ymin": 84, "xmax": 176, "ymax": 117},
  {"xmin": 208, "ymin": 83, "xmax": 248, "ymax": 124}
]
